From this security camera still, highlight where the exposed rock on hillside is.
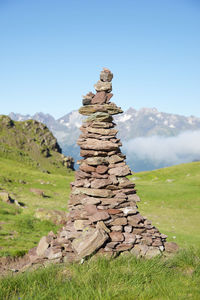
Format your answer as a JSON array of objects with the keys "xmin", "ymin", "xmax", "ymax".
[{"xmin": 0, "ymin": 115, "xmax": 74, "ymax": 173}]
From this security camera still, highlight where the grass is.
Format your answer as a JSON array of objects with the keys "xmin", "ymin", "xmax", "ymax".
[
  {"xmin": 132, "ymin": 161, "xmax": 200, "ymax": 248},
  {"xmin": 0, "ymin": 248, "xmax": 200, "ymax": 299},
  {"xmin": 0, "ymin": 156, "xmax": 74, "ymax": 256}
]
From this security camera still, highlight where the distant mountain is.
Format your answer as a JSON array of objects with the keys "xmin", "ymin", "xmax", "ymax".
[{"xmin": 9, "ymin": 108, "xmax": 200, "ymax": 171}]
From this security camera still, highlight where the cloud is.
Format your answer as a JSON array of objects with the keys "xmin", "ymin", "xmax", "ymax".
[{"xmin": 123, "ymin": 131, "xmax": 200, "ymax": 166}]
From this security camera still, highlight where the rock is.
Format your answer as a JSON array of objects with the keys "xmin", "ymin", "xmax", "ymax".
[
  {"xmin": 164, "ymin": 242, "xmax": 179, "ymax": 253},
  {"xmin": 96, "ymin": 221, "xmax": 110, "ymax": 233},
  {"xmin": 80, "ymin": 139, "xmax": 119, "ymax": 151},
  {"xmin": 85, "ymin": 112, "xmax": 113, "ymax": 122},
  {"xmin": 44, "ymin": 248, "xmax": 62, "ymax": 260},
  {"xmin": 72, "ymin": 228, "xmax": 108, "ymax": 258},
  {"xmin": 109, "ymin": 232, "xmax": 124, "ymax": 242},
  {"xmin": 128, "ymin": 194, "xmax": 141, "ymax": 202},
  {"xmin": 106, "ymin": 93, "xmax": 113, "ymax": 103},
  {"xmin": 100, "ymin": 70, "xmax": 113, "ymax": 82},
  {"xmin": 91, "ymin": 178, "xmax": 112, "ymax": 189},
  {"xmin": 110, "ymin": 226, "xmax": 123, "ymax": 231},
  {"xmin": 72, "ymin": 187, "xmax": 113, "ymax": 198},
  {"xmin": 96, "ymin": 165, "xmax": 108, "ymax": 174},
  {"xmin": 119, "ymin": 207, "xmax": 137, "ymax": 216},
  {"xmin": 130, "ymin": 244, "xmax": 149, "ymax": 257},
  {"xmin": 79, "ymin": 103, "xmax": 123, "ymax": 116},
  {"xmin": 94, "ymin": 80, "xmax": 112, "ymax": 92},
  {"xmin": 123, "ymin": 233, "xmax": 136, "ymax": 244},
  {"xmin": 36, "ymin": 236, "xmax": 50, "ymax": 256},
  {"xmin": 85, "ymin": 157, "xmax": 108, "ymax": 165},
  {"xmin": 124, "ymin": 226, "xmax": 133, "ymax": 233},
  {"xmin": 145, "ymin": 247, "xmax": 161, "ymax": 259},
  {"xmin": 0, "ymin": 191, "xmax": 10, "ymax": 202},
  {"xmin": 79, "ymin": 162, "xmax": 96, "ymax": 173},
  {"xmin": 89, "ymin": 211, "xmax": 110, "ymax": 223},
  {"xmin": 128, "ymin": 214, "xmax": 144, "ymax": 226},
  {"xmin": 116, "ymin": 244, "xmax": 133, "ymax": 251},
  {"xmin": 110, "ymin": 217, "xmax": 127, "ymax": 226},
  {"xmin": 83, "ymin": 99, "xmax": 91, "ymax": 105},
  {"xmin": 87, "ymin": 127, "xmax": 118, "ymax": 136},
  {"xmin": 91, "ymin": 91, "xmax": 107, "ymax": 105},
  {"xmin": 108, "ymin": 165, "xmax": 131, "ymax": 176},
  {"xmin": 81, "ymin": 197, "xmax": 101, "ymax": 205},
  {"xmin": 74, "ymin": 220, "xmax": 91, "ymax": 231}
]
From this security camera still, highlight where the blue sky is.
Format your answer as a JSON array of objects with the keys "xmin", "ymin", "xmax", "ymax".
[{"xmin": 0, "ymin": 0, "xmax": 200, "ymax": 118}]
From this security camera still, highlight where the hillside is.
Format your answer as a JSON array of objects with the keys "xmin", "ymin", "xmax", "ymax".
[{"xmin": 0, "ymin": 115, "xmax": 74, "ymax": 174}]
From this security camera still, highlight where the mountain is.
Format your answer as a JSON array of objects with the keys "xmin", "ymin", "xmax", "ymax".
[
  {"xmin": 0, "ymin": 115, "xmax": 74, "ymax": 174},
  {"xmin": 9, "ymin": 108, "xmax": 200, "ymax": 171}
]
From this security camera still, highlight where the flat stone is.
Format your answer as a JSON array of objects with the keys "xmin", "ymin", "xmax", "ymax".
[
  {"xmin": 108, "ymin": 165, "xmax": 131, "ymax": 176},
  {"xmin": 118, "ymin": 178, "xmax": 135, "ymax": 188},
  {"xmin": 82, "ymin": 99, "xmax": 91, "ymax": 105},
  {"xmin": 152, "ymin": 239, "xmax": 163, "ymax": 247},
  {"xmin": 91, "ymin": 178, "xmax": 112, "ymax": 189},
  {"xmin": 106, "ymin": 93, "xmax": 113, "ymax": 103},
  {"xmin": 96, "ymin": 221, "xmax": 110, "ymax": 233},
  {"xmin": 72, "ymin": 228, "xmax": 108, "ymax": 258},
  {"xmin": 80, "ymin": 139, "xmax": 119, "ymax": 151},
  {"xmin": 106, "ymin": 208, "xmax": 122, "ymax": 215},
  {"xmin": 85, "ymin": 112, "xmax": 113, "ymax": 123},
  {"xmin": 91, "ymin": 172, "xmax": 109, "ymax": 179},
  {"xmin": 164, "ymin": 242, "xmax": 179, "ymax": 253},
  {"xmin": 110, "ymin": 217, "xmax": 127, "ymax": 226},
  {"xmin": 100, "ymin": 70, "xmax": 113, "ymax": 82},
  {"xmin": 90, "ymin": 121, "xmax": 115, "ymax": 128},
  {"xmin": 106, "ymin": 242, "xmax": 119, "ymax": 249},
  {"xmin": 116, "ymin": 244, "xmax": 133, "ymax": 251},
  {"xmin": 124, "ymin": 226, "xmax": 133, "ymax": 233},
  {"xmin": 44, "ymin": 248, "xmax": 62, "ymax": 260},
  {"xmin": 91, "ymin": 91, "xmax": 107, "ymax": 104},
  {"xmin": 80, "ymin": 149, "xmax": 108, "ymax": 157},
  {"xmin": 87, "ymin": 127, "xmax": 118, "ymax": 136},
  {"xmin": 79, "ymin": 103, "xmax": 123, "ymax": 116},
  {"xmin": 128, "ymin": 214, "xmax": 144, "ymax": 226},
  {"xmin": 79, "ymin": 163, "xmax": 96, "ymax": 173},
  {"xmin": 109, "ymin": 231, "xmax": 124, "ymax": 242},
  {"xmin": 123, "ymin": 233, "xmax": 136, "ymax": 243},
  {"xmin": 110, "ymin": 225, "xmax": 123, "ymax": 231},
  {"xmin": 85, "ymin": 157, "xmax": 108, "ymax": 165},
  {"xmin": 74, "ymin": 220, "xmax": 91, "ymax": 231},
  {"xmin": 119, "ymin": 207, "xmax": 138, "ymax": 216},
  {"xmin": 36, "ymin": 236, "xmax": 50, "ymax": 256},
  {"xmin": 128, "ymin": 194, "xmax": 141, "ymax": 202},
  {"xmin": 108, "ymin": 155, "xmax": 124, "ymax": 164},
  {"xmin": 94, "ymin": 80, "xmax": 112, "ymax": 92},
  {"xmin": 89, "ymin": 211, "xmax": 110, "ymax": 223},
  {"xmin": 96, "ymin": 165, "xmax": 108, "ymax": 174},
  {"xmin": 71, "ymin": 187, "xmax": 113, "ymax": 198},
  {"xmin": 81, "ymin": 197, "xmax": 101, "ymax": 205},
  {"xmin": 84, "ymin": 204, "xmax": 98, "ymax": 215}
]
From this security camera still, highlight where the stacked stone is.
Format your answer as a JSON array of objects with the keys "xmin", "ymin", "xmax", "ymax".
[{"xmin": 33, "ymin": 68, "xmax": 170, "ymax": 264}]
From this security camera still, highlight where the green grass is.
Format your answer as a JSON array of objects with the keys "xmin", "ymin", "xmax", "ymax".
[
  {"xmin": 0, "ymin": 248, "xmax": 200, "ymax": 299},
  {"xmin": 0, "ymin": 156, "xmax": 74, "ymax": 256},
  {"xmin": 132, "ymin": 161, "xmax": 200, "ymax": 248}
]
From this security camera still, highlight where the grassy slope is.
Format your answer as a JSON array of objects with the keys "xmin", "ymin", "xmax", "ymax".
[
  {"xmin": 0, "ymin": 157, "xmax": 74, "ymax": 256},
  {"xmin": 133, "ymin": 161, "xmax": 200, "ymax": 248}
]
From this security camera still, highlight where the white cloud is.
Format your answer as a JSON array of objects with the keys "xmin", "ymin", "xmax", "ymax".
[{"xmin": 123, "ymin": 131, "xmax": 200, "ymax": 165}]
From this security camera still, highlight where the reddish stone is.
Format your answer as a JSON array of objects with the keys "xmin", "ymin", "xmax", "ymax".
[
  {"xmin": 91, "ymin": 91, "xmax": 107, "ymax": 105},
  {"xmin": 84, "ymin": 204, "xmax": 98, "ymax": 215},
  {"xmin": 79, "ymin": 163, "xmax": 96, "ymax": 173},
  {"xmin": 106, "ymin": 208, "xmax": 122, "ymax": 215},
  {"xmin": 80, "ymin": 149, "xmax": 107, "ymax": 157},
  {"xmin": 110, "ymin": 217, "xmax": 127, "ymax": 226},
  {"xmin": 108, "ymin": 165, "xmax": 131, "ymax": 176},
  {"xmin": 109, "ymin": 232, "xmax": 124, "ymax": 242},
  {"xmin": 91, "ymin": 178, "xmax": 112, "ymax": 189},
  {"xmin": 123, "ymin": 233, "xmax": 136, "ymax": 243},
  {"xmin": 89, "ymin": 211, "xmax": 110, "ymax": 223},
  {"xmin": 128, "ymin": 214, "xmax": 144, "ymax": 226},
  {"xmin": 106, "ymin": 93, "xmax": 113, "ymax": 103},
  {"xmin": 164, "ymin": 242, "xmax": 179, "ymax": 253},
  {"xmin": 91, "ymin": 172, "xmax": 109, "ymax": 179},
  {"xmin": 116, "ymin": 244, "xmax": 133, "ymax": 251},
  {"xmin": 96, "ymin": 165, "xmax": 108, "ymax": 174}
]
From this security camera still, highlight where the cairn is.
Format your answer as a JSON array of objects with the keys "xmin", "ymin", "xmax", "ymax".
[{"xmin": 33, "ymin": 68, "xmax": 173, "ymax": 264}]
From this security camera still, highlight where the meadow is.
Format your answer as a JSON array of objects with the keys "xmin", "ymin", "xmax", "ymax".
[{"xmin": 0, "ymin": 158, "xmax": 200, "ymax": 299}]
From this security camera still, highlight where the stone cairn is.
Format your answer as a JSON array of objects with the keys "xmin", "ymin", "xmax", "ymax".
[{"xmin": 32, "ymin": 68, "xmax": 175, "ymax": 265}]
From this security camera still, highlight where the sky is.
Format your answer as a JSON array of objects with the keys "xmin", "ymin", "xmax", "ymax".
[{"xmin": 0, "ymin": 0, "xmax": 200, "ymax": 119}]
